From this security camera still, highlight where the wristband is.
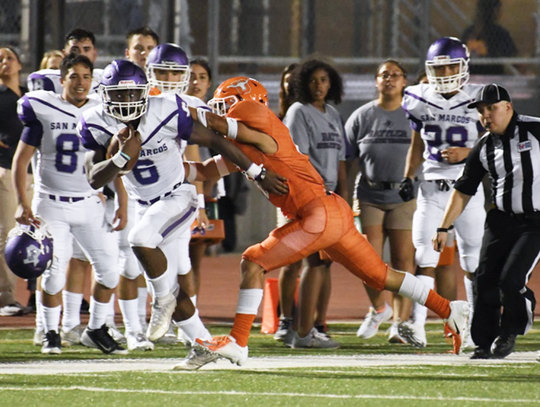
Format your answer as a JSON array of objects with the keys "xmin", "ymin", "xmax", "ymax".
[
  {"xmin": 186, "ymin": 162, "xmax": 197, "ymax": 182},
  {"xmin": 111, "ymin": 151, "xmax": 129, "ymax": 168},
  {"xmin": 197, "ymin": 194, "xmax": 205, "ymax": 209},
  {"xmin": 245, "ymin": 163, "xmax": 262, "ymax": 179},
  {"xmin": 197, "ymin": 108, "xmax": 208, "ymax": 128},
  {"xmin": 255, "ymin": 167, "xmax": 267, "ymax": 181},
  {"xmin": 214, "ymin": 155, "xmax": 230, "ymax": 177},
  {"xmin": 226, "ymin": 117, "xmax": 238, "ymax": 139},
  {"xmin": 436, "ymin": 225, "xmax": 454, "ymax": 233}
]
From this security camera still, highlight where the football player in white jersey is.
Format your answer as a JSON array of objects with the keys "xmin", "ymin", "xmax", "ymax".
[
  {"xmin": 12, "ymin": 55, "xmax": 127, "ymax": 355},
  {"xmin": 145, "ymin": 43, "xmax": 211, "ymax": 347},
  {"xmin": 27, "ymin": 28, "xmax": 103, "ymax": 94},
  {"xmin": 399, "ymin": 37, "xmax": 486, "ymax": 347},
  {"xmin": 78, "ymin": 60, "xmax": 287, "ymax": 360}
]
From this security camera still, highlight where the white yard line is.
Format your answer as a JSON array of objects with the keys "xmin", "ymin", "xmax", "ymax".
[
  {"xmin": 0, "ymin": 385, "xmax": 538, "ymax": 403},
  {"xmin": 0, "ymin": 351, "xmax": 537, "ymax": 374}
]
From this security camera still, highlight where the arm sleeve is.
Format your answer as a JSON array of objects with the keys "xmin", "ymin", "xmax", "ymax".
[
  {"xmin": 17, "ymin": 96, "xmax": 43, "ymax": 147},
  {"xmin": 175, "ymin": 95, "xmax": 194, "ymax": 141},
  {"xmin": 454, "ymin": 138, "xmax": 487, "ymax": 196}
]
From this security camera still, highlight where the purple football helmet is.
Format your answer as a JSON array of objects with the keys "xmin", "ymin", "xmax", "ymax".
[
  {"xmin": 146, "ymin": 43, "xmax": 191, "ymax": 94},
  {"xmin": 99, "ymin": 59, "xmax": 149, "ymax": 121},
  {"xmin": 4, "ymin": 220, "xmax": 53, "ymax": 279},
  {"xmin": 425, "ymin": 37, "xmax": 470, "ymax": 93}
]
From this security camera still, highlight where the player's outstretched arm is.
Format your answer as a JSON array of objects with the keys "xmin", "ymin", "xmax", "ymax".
[
  {"xmin": 190, "ymin": 121, "xmax": 288, "ymax": 195},
  {"xmin": 12, "ymin": 141, "xmax": 37, "ymax": 225}
]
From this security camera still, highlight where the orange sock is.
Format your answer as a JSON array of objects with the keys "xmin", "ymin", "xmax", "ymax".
[
  {"xmin": 424, "ymin": 290, "xmax": 451, "ymax": 319},
  {"xmin": 229, "ymin": 313, "xmax": 256, "ymax": 347}
]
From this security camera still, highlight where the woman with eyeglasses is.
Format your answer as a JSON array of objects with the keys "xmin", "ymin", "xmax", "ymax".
[{"xmin": 345, "ymin": 59, "xmax": 418, "ymax": 344}]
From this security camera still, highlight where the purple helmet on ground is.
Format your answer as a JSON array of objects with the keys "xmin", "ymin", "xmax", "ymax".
[
  {"xmin": 425, "ymin": 37, "xmax": 470, "ymax": 94},
  {"xmin": 4, "ymin": 220, "xmax": 53, "ymax": 279},
  {"xmin": 99, "ymin": 59, "xmax": 149, "ymax": 122},
  {"xmin": 146, "ymin": 43, "xmax": 191, "ymax": 94}
]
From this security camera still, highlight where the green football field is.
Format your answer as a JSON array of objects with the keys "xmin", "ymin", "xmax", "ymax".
[{"xmin": 1, "ymin": 323, "xmax": 539, "ymax": 407}]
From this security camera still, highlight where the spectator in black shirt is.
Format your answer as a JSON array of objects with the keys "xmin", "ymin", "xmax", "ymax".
[
  {"xmin": 0, "ymin": 46, "xmax": 33, "ymax": 316},
  {"xmin": 433, "ymin": 84, "xmax": 539, "ymax": 360},
  {"xmin": 462, "ymin": 0, "xmax": 518, "ymax": 75}
]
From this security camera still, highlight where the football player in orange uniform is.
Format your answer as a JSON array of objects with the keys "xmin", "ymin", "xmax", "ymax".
[{"xmin": 189, "ymin": 77, "xmax": 470, "ymax": 367}]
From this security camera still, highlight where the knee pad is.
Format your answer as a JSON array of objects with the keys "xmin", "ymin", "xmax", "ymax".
[
  {"xmin": 458, "ymin": 253, "xmax": 479, "ymax": 274},
  {"xmin": 41, "ymin": 271, "xmax": 66, "ymax": 296},
  {"xmin": 94, "ymin": 267, "xmax": 119, "ymax": 289},
  {"xmin": 118, "ymin": 244, "xmax": 142, "ymax": 279},
  {"xmin": 128, "ymin": 222, "xmax": 162, "ymax": 248},
  {"xmin": 414, "ymin": 246, "xmax": 439, "ymax": 269}
]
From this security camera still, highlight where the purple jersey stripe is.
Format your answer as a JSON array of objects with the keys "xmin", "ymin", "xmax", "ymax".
[
  {"xmin": 450, "ymin": 100, "xmax": 472, "ymax": 110},
  {"xmin": 21, "ymin": 122, "xmax": 44, "ymax": 147},
  {"xmin": 404, "ymin": 91, "xmax": 444, "ymax": 110},
  {"xmin": 141, "ymin": 110, "xmax": 178, "ymax": 146},
  {"xmin": 78, "ymin": 116, "xmax": 110, "ymax": 151},
  {"xmin": 161, "ymin": 205, "xmax": 197, "ymax": 238},
  {"xmin": 176, "ymin": 95, "xmax": 194, "ymax": 141},
  {"xmin": 27, "ymin": 96, "xmax": 76, "ymax": 118}
]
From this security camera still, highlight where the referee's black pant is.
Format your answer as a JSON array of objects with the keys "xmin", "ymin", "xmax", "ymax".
[{"xmin": 472, "ymin": 209, "xmax": 539, "ymax": 350}]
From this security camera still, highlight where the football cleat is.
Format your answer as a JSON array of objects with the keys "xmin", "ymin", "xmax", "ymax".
[
  {"xmin": 42, "ymin": 330, "xmax": 62, "ymax": 354},
  {"xmin": 397, "ymin": 321, "xmax": 427, "ymax": 348},
  {"xmin": 388, "ymin": 321, "xmax": 406, "ymax": 344},
  {"xmin": 107, "ymin": 322, "xmax": 126, "ymax": 345},
  {"xmin": 61, "ymin": 324, "xmax": 84, "ymax": 346},
  {"xmin": 173, "ymin": 347, "xmax": 219, "ymax": 370},
  {"xmin": 444, "ymin": 300, "xmax": 469, "ymax": 354},
  {"xmin": 126, "ymin": 331, "xmax": 154, "ymax": 351},
  {"xmin": 156, "ymin": 324, "xmax": 180, "ymax": 345},
  {"xmin": 357, "ymin": 305, "xmax": 393, "ymax": 339},
  {"xmin": 292, "ymin": 328, "xmax": 340, "ymax": 349},
  {"xmin": 195, "ymin": 335, "xmax": 248, "ymax": 366},
  {"xmin": 33, "ymin": 328, "xmax": 44, "ymax": 346},
  {"xmin": 81, "ymin": 324, "xmax": 128, "ymax": 355},
  {"xmin": 147, "ymin": 293, "xmax": 176, "ymax": 342}
]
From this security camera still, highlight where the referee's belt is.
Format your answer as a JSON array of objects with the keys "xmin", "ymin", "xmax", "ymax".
[
  {"xmin": 41, "ymin": 193, "xmax": 94, "ymax": 203},
  {"xmin": 137, "ymin": 182, "xmax": 183, "ymax": 206},
  {"xmin": 507, "ymin": 211, "xmax": 540, "ymax": 221},
  {"xmin": 427, "ymin": 179, "xmax": 455, "ymax": 192}
]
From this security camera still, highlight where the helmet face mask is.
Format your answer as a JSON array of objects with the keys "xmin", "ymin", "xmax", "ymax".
[
  {"xmin": 99, "ymin": 83, "xmax": 149, "ymax": 121},
  {"xmin": 100, "ymin": 60, "xmax": 149, "ymax": 122},
  {"xmin": 425, "ymin": 37, "xmax": 470, "ymax": 94},
  {"xmin": 146, "ymin": 43, "xmax": 190, "ymax": 95},
  {"xmin": 209, "ymin": 77, "xmax": 268, "ymax": 116},
  {"xmin": 4, "ymin": 220, "xmax": 53, "ymax": 279}
]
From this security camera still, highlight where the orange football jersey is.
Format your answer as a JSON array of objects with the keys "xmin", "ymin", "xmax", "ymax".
[{"xmin": 227, "ymin": 100, "xmax": 327, "ymax": 218}]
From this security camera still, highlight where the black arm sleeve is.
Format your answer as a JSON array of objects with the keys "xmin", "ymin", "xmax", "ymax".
[{"xmin": 454, "ymin": 137, "xmax": 488, "ymax": 196}]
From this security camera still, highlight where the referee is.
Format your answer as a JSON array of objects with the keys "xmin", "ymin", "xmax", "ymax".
[{"xmin": 432, "ymin": 83, "xmax": 539, "ymax": 360}]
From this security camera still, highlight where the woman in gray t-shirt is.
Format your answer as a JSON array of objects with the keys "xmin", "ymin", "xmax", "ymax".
[
  {"xmin": 274, "ymin": 59, "xmax": 347, "ymax": 348},
  {"xmin": 345, "ymin": 60, "xmax": 416, "ymax": 343}
]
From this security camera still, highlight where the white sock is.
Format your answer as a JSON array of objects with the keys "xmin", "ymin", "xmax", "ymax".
[
  {"xmin": 403, "ymin": 274, "xmax": 433, "ymax": 325},
  {"xmin": 137, "ymin": 287, "xmax": 148, "ymax": 323},
  {"xmin": 464, "ymin": 275, "xmax": 474, "ymax": 324},
  {"xmin": 190, "ymin": 295, "xmax": 197, "ymax": 307},
  {"xmin": 35, "ymin": 291, "xmax": 44, "ymax": 332},
  {"xmin": 88, "ymin": 297, "xmax": 109, "ymax": 330},
  {"xmin": 106, "ymin": 293, "xmax": 116, "ymax": 324},
  {"xmin": 61, "ymin": 291, "xmax": 83, "ymax": 333},
  {"xmin": 42, "ymin": 304, "xmax": 61, "ymax": 333},
  {"xmin": 236, "ymin": 288, "xmax": 263, "ymax": 315},
  {"xmin": 118, "ymin": 298, "xmax": 142, "ymax": 334},
  {"xmin": 147, "ymin": 273, "xmax": 170, "ymax": 299},
  {"xmin": 175, "ymin": 309, "xmax": 211, "ymax": 341}
]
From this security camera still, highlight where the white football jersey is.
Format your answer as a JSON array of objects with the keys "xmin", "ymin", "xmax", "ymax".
[
  {"xmin": 17, "ymin": 90, "xmax": 101, "ymax": 196},
  {"xmin": 403, "ymin": 83, "xmax": 484, "ymax": 180},
  {"xmin": 78, "ymin": 93, "xmax": 194, "ymax": 201},
  {"xmin": 27, "ymin": 68, "xmax": 103, "ymax": 94}
]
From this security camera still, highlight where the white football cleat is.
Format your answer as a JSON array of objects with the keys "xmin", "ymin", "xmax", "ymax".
[
  {"xmin": 156, "ymin": 324, "xmax": 179, "ymax": 345},
  {"xmin": 292, "ymin": 328, "xmax": 340, "ymax": 349},
  {"xmin": 33, "ymin": 329, "xmax": 44, "ymax": 346},
  {"xmin": 398, "ymin": 321, "xmax": 427, "ymax": 347},
  {"xmin": 147, "ymin": 293, "xmax": 176, "ymax": 342},
  {"xmin": 173, "ymin": 347, "xmax": 219, "ymax": 370},
  {"xmin": 61, "ymin": 324, "xmax": 84, "ymax": 346},
  {"xmin": 195, "ymin": 335, "xmax": 248, "ymax": 366},
  {"xmin": 387, "ymin": 321, "xmax": 406, "ymax": 344},
  {"xmin": 357, "ymin": 305, "xmax": 393, "ymax": 339},
  {"xmin": 445, "ymin": 300, "xmax": 470, "ymax": 354},
  {"xmin": 126, "ymin": 331, "xmax": 154, "ymax": 351}
]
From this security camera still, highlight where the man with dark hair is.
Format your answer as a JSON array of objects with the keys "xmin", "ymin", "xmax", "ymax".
[
  {"xmin": 125, "ymin": 27, "xmax": 160, "ymax": 68},
  {"xmin": 13, "ymin": 54, "xmax": 126, "ymax": 355}
]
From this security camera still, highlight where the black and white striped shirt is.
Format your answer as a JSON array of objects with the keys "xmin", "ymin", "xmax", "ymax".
[{"xmin": 455, "ymin": 113, "xmax": 540, "ymax": 215}]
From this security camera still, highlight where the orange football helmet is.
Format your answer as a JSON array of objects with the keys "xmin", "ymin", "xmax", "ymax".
[{"xmin": 208, "ymin": 77, "xmax": 268, "ymax": 116}]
